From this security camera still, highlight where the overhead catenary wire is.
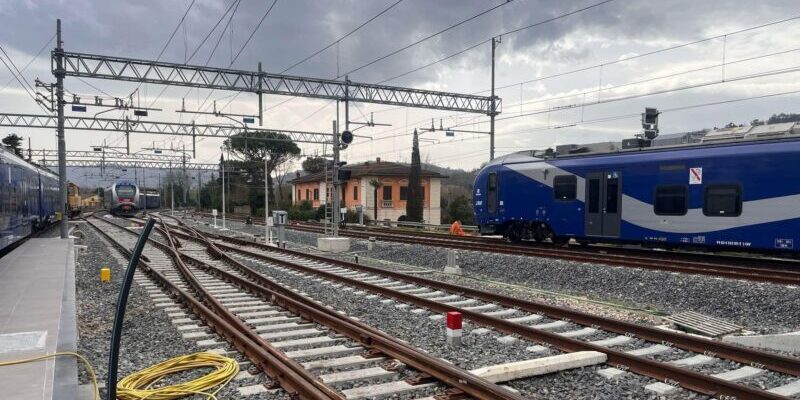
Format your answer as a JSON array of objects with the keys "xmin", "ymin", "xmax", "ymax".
[
  {"xmin": 377, "ymin": 0, "xmax": 616, "ymax": 84},
  {"xmin": 280, "ymin": 0, "xmax": 406, "ymax": 74},
  {"xmin": 0, "ymin": 34, "xmax": 54, "ymax": 94},
  {"xmin": 338, "ymin": 0, "xmax": 513, "ymax": 79},
  {"xmin": 0, "ymin": 44, "xmax": 51, "ymax": 114},
  {"xmin": 369, "ymin": 88, "xmax": 800, "ymax": 159}
]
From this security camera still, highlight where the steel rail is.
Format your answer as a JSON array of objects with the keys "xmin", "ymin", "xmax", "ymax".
[
  {"xmin": 122, "ymin": 215, "xmax": 528, "ymax": 400},
  {"xmin": 180, "ymin": 227, "xmax": 799, "ymax": 399},
  {"xmin": 280, "ymin": 221, "xmax": 800, "ymax": 286},
  {"xmin": 84, "ymin": 217, "xmax": 339, "ymax": 399},
  {"xmin": 170, "ymin": 224, "xmax": 529, "ymax": 400}
]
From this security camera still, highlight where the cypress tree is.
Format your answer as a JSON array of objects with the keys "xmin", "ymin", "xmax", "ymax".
[{"xmin": 406, "ymin": 129, "xmax": 424, "ymax": 222}]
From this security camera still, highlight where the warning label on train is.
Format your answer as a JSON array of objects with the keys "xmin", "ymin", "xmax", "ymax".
[{"xmin": 689, "ymin": 167, "xmax": 702, "ymax": 184}]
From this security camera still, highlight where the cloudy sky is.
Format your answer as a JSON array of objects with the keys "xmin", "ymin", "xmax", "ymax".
[{"xmin": 1, "ymin": 0, "xmax": 798, "ymax": 185}]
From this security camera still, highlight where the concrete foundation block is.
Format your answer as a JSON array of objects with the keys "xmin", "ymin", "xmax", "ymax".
[
  {"xmin": 470, "ymin": 351, "xmax": 607, "ymax": 383},
  {"xmin": 317, "ymin": 237, "xmax": 351, "ymax": 253},
  {"xmin": 722, "ymin": 331, "xmax": 800, "ymax": 353}
]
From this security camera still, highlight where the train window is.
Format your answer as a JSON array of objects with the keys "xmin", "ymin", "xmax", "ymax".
[
  {"xmin": 605, "ymin": 177, "xmax": 619, "ymax": 214},
  {"xmin": 704, "ymin": 184, "xmax": 742, "ymax": 217},
  {"xmin": 553, "ymin": 175, "xmax": 577, "ymax": 200},
  {"xmin": 654, "ymin": 185, "xmax": 687, "ymax": 215},
  {"xmin": 587, "ymin": 179, "xmax": 600, "ymax": 213},
  {"xmin": 487, "ymin": 173, "xmax": 497, "ymax": 213}
]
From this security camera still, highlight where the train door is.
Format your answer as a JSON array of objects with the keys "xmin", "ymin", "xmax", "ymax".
[
  {"xmin": 584, "ymin": 171, "xmax": 622, "ymax": 237},
  {"xmin": 487, "ymin": 172, "xmax": 498, "ymax": 214}
]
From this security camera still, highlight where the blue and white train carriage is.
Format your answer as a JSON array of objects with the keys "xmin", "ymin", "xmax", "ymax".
[{"xmin": 473, "ymin": 122, "xmax": 800, "ymax": 254}]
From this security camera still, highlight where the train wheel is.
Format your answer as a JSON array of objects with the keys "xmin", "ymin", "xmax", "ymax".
[{"xmin": 506, "ymin": 223, "xmax": 524, "ymax": 243}]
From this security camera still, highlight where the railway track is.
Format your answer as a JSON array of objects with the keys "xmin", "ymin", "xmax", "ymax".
[
  {"xmin": 205, "ymin": 212, "xmax": 800, "ymax": 286},
  {"xmin": 166, "ymin": 214, "xmax": 800, "ymax": 399},
  {"xmin": 87, "ymin": 214, "xmax": 525, "ymax": 400}
]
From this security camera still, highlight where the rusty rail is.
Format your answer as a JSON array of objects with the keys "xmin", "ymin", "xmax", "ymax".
[{"xmin": 179, "ymin": 225, "xmax": 799, "ymax": 400}]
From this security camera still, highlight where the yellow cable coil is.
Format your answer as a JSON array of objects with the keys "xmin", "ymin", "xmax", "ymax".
[{"xmin": 117, "ymin": 352, "xmax": 239, "ymax": 400}]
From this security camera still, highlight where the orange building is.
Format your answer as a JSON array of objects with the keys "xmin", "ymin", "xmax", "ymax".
[{"xmin": 290, "ymin": 158, "xmax": 444, "ymax": 224}]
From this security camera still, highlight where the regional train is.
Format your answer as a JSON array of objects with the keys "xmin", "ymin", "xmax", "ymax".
[
  {"xmin": 104, "ymin": 180, "xmax": 140, "ymax": 217},
  {"xmin": 474, "ymin": 121, "xmax": 800, "ymax": 254},
  {"xmin": 0, "ymin": 145, "xmax": 59, "ymax": 252}
]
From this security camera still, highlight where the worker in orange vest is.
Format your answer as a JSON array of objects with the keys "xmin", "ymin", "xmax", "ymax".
[{"xmin": 450, "ymin": 220, "xmax": 465, "ymax": 236}]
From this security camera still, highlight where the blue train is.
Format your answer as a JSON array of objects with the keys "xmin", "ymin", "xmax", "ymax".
[
  {"xmin": 473, "ymin": 122, "xmax": 800, "ymax": 254},
  {"xmin": 0, "ymin": 145, "xmax": 59, "ymax": 252}
]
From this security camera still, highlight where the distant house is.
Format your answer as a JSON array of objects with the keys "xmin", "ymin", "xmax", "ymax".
[
  {"xmin": 290, "ymin": 158, "xmax": 445, "ymax": 224},
  {"xmin": 81, "ymin": 194, "xmax": 101, "ymax": 208}
]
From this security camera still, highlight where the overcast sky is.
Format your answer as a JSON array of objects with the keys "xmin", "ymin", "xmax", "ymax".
[{"xmin": 1, "ymin": 0, "xmax": 799, "ymax": 184}]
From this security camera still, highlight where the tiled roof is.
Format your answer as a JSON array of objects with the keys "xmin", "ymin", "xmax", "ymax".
[{"xmin": 290, "ymin": 160, "xmax": 443, "ymax": 184}]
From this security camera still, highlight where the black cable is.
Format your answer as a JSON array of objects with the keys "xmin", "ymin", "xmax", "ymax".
[
  {"xmin": 0, "ymin": 34, "xmax": 54, "ymax": 93},
  {"xmin": 105, "ymin": 217, "xmax": 156, "ymax": 400}
]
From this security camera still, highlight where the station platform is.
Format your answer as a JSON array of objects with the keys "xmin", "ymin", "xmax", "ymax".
[{"xmin": 0, "ymin": 236, "xmax": 79, "ymax": 400}]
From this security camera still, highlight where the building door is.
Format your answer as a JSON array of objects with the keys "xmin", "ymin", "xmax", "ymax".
[{"xmin": 584, "ymin": 171, "xmax": 622, "ymax": 237}]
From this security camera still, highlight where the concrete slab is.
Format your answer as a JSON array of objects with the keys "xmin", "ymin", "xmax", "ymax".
[
  {"xmin": 506, "ymin": 314, "xmax": 543, "ymax": 324},
  {"xmin": 645, "ymin": 382, "xmax": 680, "ymax": 395},
  {"xmin": 284, "ymin": 345, "xmax": 361, "ymax": 359},
  {"xmin": 526, "ymin": 345, "xmax": 549, "ymax": 353},
  {"xmin": 626, "ymin": 344, "xmax": 672, "ymax": 356},
  {"xmin": 317, "ymin": 237, "xmax": 351, "ymax": 253},
  {"xmin": 768, "ymin": 379, "xmax": 800, "ymax": 396},
  {"xmin": 558, "ymin": 328, "xmax": 597, "ymax": 338},
  {"xmin": 723, "ymin": 331, "xmax": 800, "ymax": 353},
  {"xmin": 668, "ymin": 354, "xmax": 716, "ymax": 367},
  {"xmin": 531, "ymin": 320, "xmax": 569, "ymax": 330},
  {"xmin": 301, "ymin": 355, "xmax": 382, "ymax": 370},
  {"xmin": 270, "ymin": 336, "xmax": 341, "ymax": 349},
  {"xmin": 319, "ymin": 366, "xmax": 396, "ymax": 384},
  {"xmin": 597, "ymin": 367, "xmax": 627, "ymax": 380},
  {"xmin": 471, "ymin": 328, "xmax": 491, "ymax": 335},
  {"xmin": 590, "ymin": 335, "xmax": 634, "ymax": 347},
  {"xmin": 341, "ymin": 381, "xmax": 435, "ymax": 400},
  {"xmin": 469, "ymin": 351, "xmax": 607, "ymax": 383},
  {"xmin": 0, "ymin": 238, "xmax": 78, "ymax": 400},
  {"xmin": 496, "ymin": 335, "xmax": 518, "ymax": 344},
  {"xmin": 711, "ymin": 366, "xmax": 765, "ymax": 381},
  {"xmin": 259, "ymin": 328, "xmax": 322, "ymax": 340}
]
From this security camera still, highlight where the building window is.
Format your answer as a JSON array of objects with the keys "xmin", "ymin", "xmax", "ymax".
[
  {"xmin": 305, "ymin": 189, "xmax": 310, "ymax": 200},
  {"xmin": 313, "ymin": 188, "xmax": 319, "ymax": 200},
  {"xmin": 353, "ymin": 186, "xmax": 358, "ymax": 200},
  {"xmin": 297, "ymin": 189, "xmax": 300, "ymax": 201},
  {"xmin": 704, "ymin": 184, "xmax": 742, "ymax": 217},
  {"xmin": 553, "ymin": 175, "xmax": 577, "ymax": 200},
  {"xmin": 399, "ymin": 186, "xmax": 408, "ymax": 201},
  {"xmin": 383, "ymin": 186, "xmax": 393, "ymax": 200},
  {"xmin": 654, "ymin": 185, "xmax": 687, "ymax": 215}
]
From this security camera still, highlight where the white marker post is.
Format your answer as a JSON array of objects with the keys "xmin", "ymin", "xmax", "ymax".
[
  {"xmin": 212, "ymin": 209, "xmax": 218, "ymax": 229},
  {"xmin": 446, "ymin": 311, "xmax": 462, "ymax": 347}
]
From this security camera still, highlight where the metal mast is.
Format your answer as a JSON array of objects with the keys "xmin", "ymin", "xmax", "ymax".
[{"xmin": 54, "ymin": 19, "xmax": 68, "ymax": 238}]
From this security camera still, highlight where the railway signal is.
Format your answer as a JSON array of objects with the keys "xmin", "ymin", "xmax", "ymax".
[{"xmin": 642, "ymin": 107, "xmax": 660, "ymax": 139}]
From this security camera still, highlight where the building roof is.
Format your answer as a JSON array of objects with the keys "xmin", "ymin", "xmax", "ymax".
[{"xmin": 290, "ymin": 159, "xmax": 444, "ymax": 184}]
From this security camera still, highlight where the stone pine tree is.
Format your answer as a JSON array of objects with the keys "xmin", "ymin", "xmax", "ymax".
[
  {"xmin": 2, "ymin": 133, "xmax": 23, "ymax": 157},
  {"xmin": 406, "ymin": 129, "xmax": 424, "ymax": 222}
]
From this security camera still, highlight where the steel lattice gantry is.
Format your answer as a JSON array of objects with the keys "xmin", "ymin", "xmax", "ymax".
[
  {"xmin": 0, "ymin": 113, "xmax": 332, "ymax": 144},
  {"xmin": 56, "ymin": 51, "xmax": 500, "ymax": 114},
  {"xmin": 29, "ymin": 149, "xmax": 185, "ymax": 161},
  {"xmin": 37, "ymin": 159, "xmax": 218, "ymax": 170}
]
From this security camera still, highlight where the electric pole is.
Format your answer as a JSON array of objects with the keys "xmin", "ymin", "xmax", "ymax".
[
  {"xmin": 55, "ymin": 19, "xmax": 68, "ymax": 239},
  {"xmin": 332, "ymin": 120, "xmax": 340, "ymax": 237},
  {"xmin": 489, "ymin": 36, "xmax": 501, "ymax": 161}
]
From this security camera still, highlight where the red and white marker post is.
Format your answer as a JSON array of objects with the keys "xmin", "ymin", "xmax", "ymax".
[{"xmin": 446, "ymin": 311, "xmax": 462, "ymax": 347}]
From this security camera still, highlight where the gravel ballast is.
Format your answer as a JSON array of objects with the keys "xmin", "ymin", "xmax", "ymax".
[{"xmin": 75, "ymin": 219, "xmax": 286, "ymax": 399}]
